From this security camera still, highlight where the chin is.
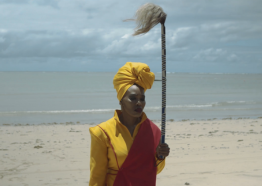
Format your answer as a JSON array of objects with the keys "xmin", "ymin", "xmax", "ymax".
[{"xmin": 132, "ymin": 111, "xmax": 143, "ymax": 117}]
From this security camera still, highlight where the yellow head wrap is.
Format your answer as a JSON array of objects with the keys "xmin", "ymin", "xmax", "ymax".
[{"xmin": 113, "ymin": 62, "xmax": 155, "ymax": 101}]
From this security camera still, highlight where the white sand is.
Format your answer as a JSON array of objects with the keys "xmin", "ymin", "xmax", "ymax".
[{"xmin": 1, "ymin": 119, "xmax": 262, "ymax": 186}]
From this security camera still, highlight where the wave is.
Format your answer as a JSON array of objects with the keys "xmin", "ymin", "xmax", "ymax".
[
  {"xmin": 0, "ymin": 109, "xmax": 116, "ymax": 114},
  {"xmin": 0, "ymin": 100, "xmax": 260, "ymax": 115},
  {"xmin": 0, "ymin": 105, "xmax": 213, "ymax": 115},
  {"xmin": 146, "ymin": 101, "xmax": 259, "ymax": 111},
  {"xmin": 211, "ymin": 100, "xmax": 257, "ymax": 107}
]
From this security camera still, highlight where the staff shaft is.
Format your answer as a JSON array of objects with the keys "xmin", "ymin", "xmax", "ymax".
[{"xmin": 161, "ymin": 23, "xmax": 166, "ymax": 145}]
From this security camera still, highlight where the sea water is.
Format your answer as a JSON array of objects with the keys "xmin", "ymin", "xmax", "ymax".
[{"xmin": 0, "ymin": 72, "xmax": 261, "ymax": 125}]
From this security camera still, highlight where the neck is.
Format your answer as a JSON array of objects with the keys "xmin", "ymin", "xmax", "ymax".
[{"xmin": 119, "ymin": 111, "xmax": 141, "ymax": 127}]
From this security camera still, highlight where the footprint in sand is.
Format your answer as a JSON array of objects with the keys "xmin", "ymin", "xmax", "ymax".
[
  {"xmin": 34, "ymin": 145, "xmax": 43, "ymax": 149},
  {"xmin": 42, "ymin": 150, "xmax": 52, "ymax": 153},
  {"xmin": 9, "ymin": 176, "xmax": 24, "ymax": 181},
  {"xmin": 36, "ymin": 139, "xmax": 43, "ymax": 143},
  {"xmin": 1, "ymin": 162, "xmax": 33, "ymax": 179}
]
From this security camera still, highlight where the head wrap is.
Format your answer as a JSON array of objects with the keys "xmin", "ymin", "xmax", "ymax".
[{"xmin": 113, "ymin": 62, "xmax": 155, "ymax": 101}]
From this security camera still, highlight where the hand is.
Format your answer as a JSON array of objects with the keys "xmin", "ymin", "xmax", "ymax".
[{"xmin": 156, "ymin": 142, "xmax": 170, "ymax": 160}]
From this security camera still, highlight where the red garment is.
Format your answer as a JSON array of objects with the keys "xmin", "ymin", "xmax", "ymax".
[{"xmin": 99, "ymin": 118, "xmax": 161, "ymax": 186}]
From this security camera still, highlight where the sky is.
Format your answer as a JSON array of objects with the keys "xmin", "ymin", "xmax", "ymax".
[{"xmin": 0, "ymin": 0, "xmax": 262, "ymax": 73}]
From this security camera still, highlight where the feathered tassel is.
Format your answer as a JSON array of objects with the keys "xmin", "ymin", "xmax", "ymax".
[{"xmin": 123, "ymin": 3, "xmax": 167, "ymax": 36}]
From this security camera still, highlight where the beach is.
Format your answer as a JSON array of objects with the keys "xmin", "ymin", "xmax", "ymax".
[{"xmin": 1, "ymin": 118, "xmax": 262, "ymax": 186}]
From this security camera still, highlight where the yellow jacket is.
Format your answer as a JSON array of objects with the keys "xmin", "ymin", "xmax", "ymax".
[{"xmin": 89, "ymin": 110, "xmax": 165, "ymax": 186}]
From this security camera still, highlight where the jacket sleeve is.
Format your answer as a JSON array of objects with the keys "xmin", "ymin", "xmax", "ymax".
[
  {"xmin": 89, "ymin": 127, "xmax": 108, "ymax": 186},
  {"xmin": 155, "ymin": 155, "xmax": 166, "ymax": 174}
]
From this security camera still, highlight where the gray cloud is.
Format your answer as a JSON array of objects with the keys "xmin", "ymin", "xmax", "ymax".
[
  {"xmin": 0, "ymin": 0, "xmax": 261, "ymax": 73},
  {"xmin": 0, "ymin": 29, "xmax": 101, "ymax": 58},
  {"xmin": 35, "ymin": 0, "xmax": 60, "ymax": 9},
  {"xmin": 0, "ymin": 0, "xmax": 29, "ymax": 4},
  {"xmin": 0, "ymin": 0, "xmax": 59, "ymax": 8}
]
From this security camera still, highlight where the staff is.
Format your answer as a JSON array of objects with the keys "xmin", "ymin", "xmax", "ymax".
[{"xmin": 124, "ymin": 3, "xmax": 167, "ymax": 147}]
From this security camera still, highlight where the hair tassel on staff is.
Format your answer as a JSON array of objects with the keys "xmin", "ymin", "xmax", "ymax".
[{"xmin": 123, "ymin": 3, "xmax": 167, "ymax": 157}]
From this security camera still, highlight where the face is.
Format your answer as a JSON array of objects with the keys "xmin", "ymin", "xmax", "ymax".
[{"xmin": 120, "ymin": 84, "xmax": 146, "ymax": 118}]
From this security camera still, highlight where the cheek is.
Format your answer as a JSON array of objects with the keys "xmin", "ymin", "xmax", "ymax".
[{"xmin": 125, "ymin": 100, "xmax": 136, "ymax": 108}]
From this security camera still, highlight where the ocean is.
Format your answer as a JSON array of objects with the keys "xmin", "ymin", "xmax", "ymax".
[{"xmin": 0, "ymin": 72, "xmax": 261, "ymax": 125}]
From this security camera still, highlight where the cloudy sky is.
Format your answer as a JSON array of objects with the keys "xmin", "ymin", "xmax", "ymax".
[{"xmin": 0, "ymin": 0, "xmax": 261, "ymax": 73}]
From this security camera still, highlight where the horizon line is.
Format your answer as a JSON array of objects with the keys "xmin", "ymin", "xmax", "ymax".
[{"xmin": 0, "ymin": 71, "xmax": 262, "ymax": 75}]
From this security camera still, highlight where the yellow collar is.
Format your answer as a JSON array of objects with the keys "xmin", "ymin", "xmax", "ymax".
[{"xmin": 114, "ymin": 110, "xmax": 147, "ymax": 125}]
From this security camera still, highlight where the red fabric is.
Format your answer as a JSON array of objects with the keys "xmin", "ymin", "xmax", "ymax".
[{"xmin": 113, "ymin": 118, "xmax": 161, "ymax": 186}]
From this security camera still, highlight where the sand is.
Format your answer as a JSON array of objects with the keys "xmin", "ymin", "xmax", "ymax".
[{"xmin": 1, "ymin": 118, "xmax": 262, "ymax": 186}]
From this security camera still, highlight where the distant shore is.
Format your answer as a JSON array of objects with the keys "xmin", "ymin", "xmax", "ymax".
[{"xmin": 1, "ymin": 118, "xmax": 262, "ymax": 185}]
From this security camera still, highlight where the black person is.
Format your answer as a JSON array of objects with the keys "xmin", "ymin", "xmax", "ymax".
[{"xmin": 89, "ymin": 62, "xmax": 170, "ymax": 186}]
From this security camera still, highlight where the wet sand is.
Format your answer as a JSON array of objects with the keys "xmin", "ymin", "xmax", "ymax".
[{"xmin": 1, "ymin": 118, "xmax": 262, "ymax": 186}]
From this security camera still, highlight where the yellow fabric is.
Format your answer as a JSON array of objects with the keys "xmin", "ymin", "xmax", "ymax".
[
  {"xmin": 89, "ymin": 110, "xmax": 165, "ymax": 186},
  {"xmin": 113, "ymin": 62, "xmax": 155, "ymax": 101}
]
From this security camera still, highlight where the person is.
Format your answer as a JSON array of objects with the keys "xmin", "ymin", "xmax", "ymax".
[{"xmin": 89, "ymin": 62, "xmax": 170, "ymax": 186}]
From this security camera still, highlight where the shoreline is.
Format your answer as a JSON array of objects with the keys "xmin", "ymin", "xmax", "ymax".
[{"xmin": 1, "ymin": 116, "xmax": 262, "ymax": 126}]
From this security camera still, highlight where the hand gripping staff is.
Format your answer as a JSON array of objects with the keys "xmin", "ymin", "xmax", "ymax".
[{"xmin": 123, "ymin": 3, "xmax": 167, "ymax": 157}]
